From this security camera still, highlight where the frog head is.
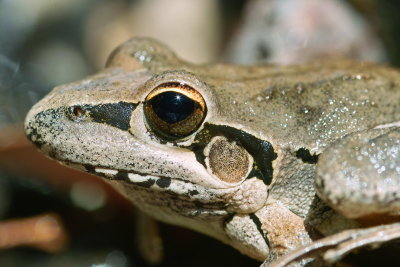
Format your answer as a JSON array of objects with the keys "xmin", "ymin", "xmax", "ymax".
[{"xmin": 25, "ymin": 38, "xmax": 281, "ymax": 260}]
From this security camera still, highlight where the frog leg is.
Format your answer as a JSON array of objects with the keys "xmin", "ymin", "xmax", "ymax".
[
  {"xmin": 281, "ymin": 125, "xmax": 400, "ymax": 266},
  {"xmin": 266, "ymin": 222, "xmax": 400, "ymax": 267},
  {"xmin": 265, "ymin": 126, "xmax": 400, "ymax": 266},
  {"xmin": 315, "ymin": 126, "xmax": 400, "ymax": 222}
]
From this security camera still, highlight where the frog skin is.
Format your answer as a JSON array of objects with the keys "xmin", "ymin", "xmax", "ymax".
[{"xmin": 25, "ymin": 38, "xmax": 400, "ymax": 265}]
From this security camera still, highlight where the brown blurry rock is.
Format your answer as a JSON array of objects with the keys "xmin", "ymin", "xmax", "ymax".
[
  {"xmin": 0, "ymin": 213, "xmax": 68, "ymax": 253},
  {"xmin": 84, "ymin": 0, "xmax": 222, "ymax": 69},
  {"xmin": 226, "ymin": 0, "xmax": 387, "ymax": 64}
]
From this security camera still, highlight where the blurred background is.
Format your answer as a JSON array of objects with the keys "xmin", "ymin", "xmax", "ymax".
[{"xmin": 0, "ymin": 0, "xmax": 399, "ymax": 266}]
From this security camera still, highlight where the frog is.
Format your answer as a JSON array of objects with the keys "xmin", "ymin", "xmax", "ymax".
[{"xmin": 24, "ymin": 38, "xmax": 400, "ymax": 266}]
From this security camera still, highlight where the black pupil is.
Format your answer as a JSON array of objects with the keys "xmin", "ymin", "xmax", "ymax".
[{"xmin": 150, "ymin": 91, "xmax": 196, "ymax": 123}]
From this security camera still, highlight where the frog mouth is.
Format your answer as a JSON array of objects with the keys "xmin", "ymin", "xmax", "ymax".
[{"xmin": 63, "ymin": 162, "xmax": 230, "ymax": 217}]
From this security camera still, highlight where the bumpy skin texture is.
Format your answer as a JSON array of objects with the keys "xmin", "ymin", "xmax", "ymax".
[
  {"xmin": 25, "ymin": 38, "xmax": 400, "ymax": 262},
  {"xmin": 316, "ymin": 127, "xmax": 400, "ymax": 220}
]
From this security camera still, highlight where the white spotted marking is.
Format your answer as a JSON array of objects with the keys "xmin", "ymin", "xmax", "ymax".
[
  {"xmin": 128, "ymin": 173, "xmax": 153, "ymax": 183},
  {"xmin": 95, "ymin": 168, "xmax": 118, "ymax": 176}
]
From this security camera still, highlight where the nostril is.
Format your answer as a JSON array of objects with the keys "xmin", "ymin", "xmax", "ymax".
[
  {"xmin": 67, "ymin": 106, "xmax": 86, "ymax": 120},
  {"xmin": 73, "ymin": 106, "xmax": 84, "ymax": 117}
]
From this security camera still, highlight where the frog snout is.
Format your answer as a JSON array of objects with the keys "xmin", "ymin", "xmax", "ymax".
[{"xmin": 24, "ymin": 100, "xmax": 65, "ymax": 150}]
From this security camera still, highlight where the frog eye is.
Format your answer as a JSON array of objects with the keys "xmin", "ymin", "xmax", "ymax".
[{"xmin": 144, "ymin": 82, "xmax": 207, "ymax": 140}]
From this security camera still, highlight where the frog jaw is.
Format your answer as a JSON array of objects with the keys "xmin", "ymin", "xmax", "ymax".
[{"xmin": 24, "ymin": 99, "xmax": 268, "ymax": 213}]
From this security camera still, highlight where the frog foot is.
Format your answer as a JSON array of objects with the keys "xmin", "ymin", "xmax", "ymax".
[{"xmin": 265, "ymin": 222, "xmax": 400, "ymax": 267}]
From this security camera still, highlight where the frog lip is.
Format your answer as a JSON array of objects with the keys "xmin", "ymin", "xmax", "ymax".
[
  {"xmin": 63, "ymin": 162, "xmax": 232, "ymax": 203},
  {"xmin": 65, "ymin": 163, "xmax": 231, "ymax": 217}
]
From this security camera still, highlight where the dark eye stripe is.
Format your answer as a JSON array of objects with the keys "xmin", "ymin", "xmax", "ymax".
[
  {"xmin": 68, "ymin": 102, "xmax": 138, "ymax": 131},
  {"xmin": 88, "ymin": 102, "xmax": 138, "ymax": 130}
]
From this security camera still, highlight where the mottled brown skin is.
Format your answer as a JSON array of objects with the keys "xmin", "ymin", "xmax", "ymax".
[
  {"xmin": 110, "ymin": 38, "xmax": 400, "ymax": 220},
  {"xmin": 25, "ymin": 38, "xmax": 400, "ymax": 264}
]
